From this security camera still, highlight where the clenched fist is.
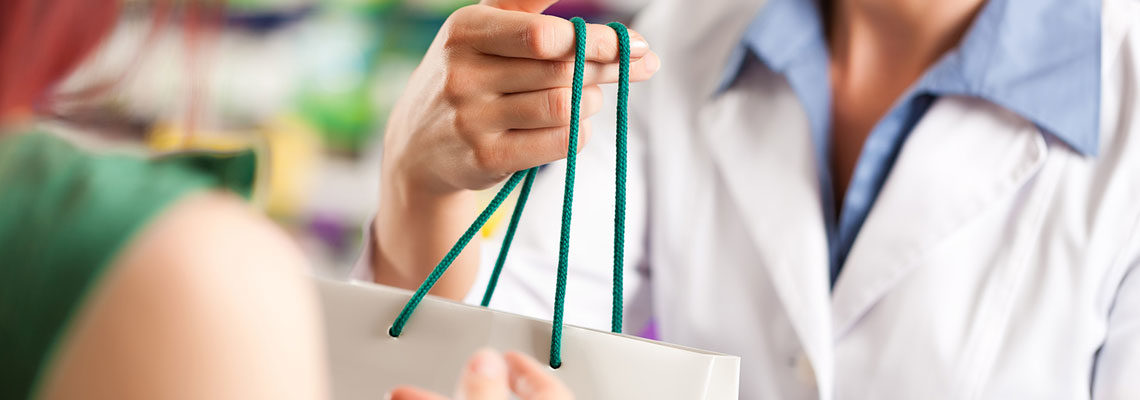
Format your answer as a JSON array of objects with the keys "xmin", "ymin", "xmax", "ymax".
[
  {"xmin": 383, "ymin": 0, "xmax": 658, "ymax": 194},
  {"xmin": 373, "ymin": 0, "xmax": 657, "ymax": 297}
]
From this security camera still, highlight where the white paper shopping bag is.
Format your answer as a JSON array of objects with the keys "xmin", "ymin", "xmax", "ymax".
[
  {"xmin": 317, "ymin": 277, "xmax": 740, "ymax": 399},
  {"xmin": 320, "ymin": 18, "xmax": 739, "ymax": 399}
]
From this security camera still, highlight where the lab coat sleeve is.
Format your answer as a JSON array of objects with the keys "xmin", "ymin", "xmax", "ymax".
[
  {"xmin": 1094, "ymin": 6, "xmax": 1140, "ymax": 397},
  {"xmin": 351, "ymin": 84, "xmax": 652, "ymax": 333},
  {"xmin": 1092, "ymin": 225, "xmax": 1140, "ymax": 399},
  {"xmin": 349, "ymin": 221, "xmax": 376, "ymax": 282}
]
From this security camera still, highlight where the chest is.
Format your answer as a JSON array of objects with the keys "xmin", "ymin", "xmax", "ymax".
[
  {"xmin": 827, "ymin": 69, "xmax": 919, "ymax": 199},
  {"xmin": 634, "ymin": 68, "xmax": 1137, "ymax": 398}
]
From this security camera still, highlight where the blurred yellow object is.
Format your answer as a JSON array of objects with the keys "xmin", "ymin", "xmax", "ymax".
[
  {"xmin": 147, "ymin": 123, "xmax": 254, "ymax": 153},
  {"xmin": 260, "ymin": 116, "xmax": 323, "ymax": 218},
  {"xmin": 478, "ymin": 187, "xmax": 518, "ymax": 239},
  {"xmin": 146, "ymin": 115, "xmax": 322, "ymax": 218}
]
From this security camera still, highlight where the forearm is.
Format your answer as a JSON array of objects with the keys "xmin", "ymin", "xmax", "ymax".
[
  {"xmin": 372, "ymin": 163, "xmax": 481, "ymax": 300},
  {"xmin": 1092, "ymin": 219, "xmax": 1140, "ymax": 399}
]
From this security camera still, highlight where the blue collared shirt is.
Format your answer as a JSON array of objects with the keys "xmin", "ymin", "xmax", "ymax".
[{"xmin": 718, "ymin": 0, "xmax": 1101, "ymax": 286}]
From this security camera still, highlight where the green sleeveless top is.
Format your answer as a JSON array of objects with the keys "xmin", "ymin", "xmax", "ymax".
[{"xmin": 0, "ymin": 131, "xmax": 256, "ymax": 400}]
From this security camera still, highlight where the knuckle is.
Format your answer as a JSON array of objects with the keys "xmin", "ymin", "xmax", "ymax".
[
  {"xmin": 441, "ymin": 68, "xmax": 471, "ymax": 103},
  {"xmin": 441, "ymin": 7, "xmax": 478, "ymax": 47},
  {"xmin": 552, "ymin": 126, "xmax": 572, "ymax": 155},
  {"xmin": 546, "ymin": 88, "xmax": 573, "ymax": 124},
  {"xmin": 551, "ymin": 119, "xmax": 589, "ymax": 157},
  {"xmin": 596, "ymin": 38, "xmax": 618, "ymax": 61},
  {"xmin": 451, "ymin": 109, "xmax": 479, "ymax": 137},
  {"xmin": 441, "ymin": 31, "xmax": 464, "ymax": 51},
  {"xmin": 524, "ymin": 19, "xmax": 556, "ymax": 59},
  {"xmin": 446, "ymin": 5, "xmax": 479, "ymax": 27},
  {"xmin": 471, "ymin": 141, "xmax": 504, "ymax": 173},
  {"xmin": 548, "ymin": 60, "xmax": 575, "ymax": 83},
  {"xmin": 441, "ymin": 27, "xmax": 469, "ymax": 51},
  {"xmin": 559, "ymin": 126, "xmax": 578, "ymax": 155}
]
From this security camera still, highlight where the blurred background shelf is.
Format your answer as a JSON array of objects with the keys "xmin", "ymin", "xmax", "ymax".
[{"xmin": 61, "ymin": 0, "xmax": 650, "ymax": 275}]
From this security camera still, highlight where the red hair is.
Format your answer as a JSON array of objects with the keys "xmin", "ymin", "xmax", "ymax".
[
  {"xmin": 0, "ymin": 0, "xmax": 123, "ymax": 119},
  {"xmin": 0, "ymin": 0, "xmax": 223, "ymax": 129}
]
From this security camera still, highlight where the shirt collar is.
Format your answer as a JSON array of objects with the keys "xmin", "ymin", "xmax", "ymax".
[{"xmin": 717, "ymin": 0, "xmax": 1102, "ymax": 156}]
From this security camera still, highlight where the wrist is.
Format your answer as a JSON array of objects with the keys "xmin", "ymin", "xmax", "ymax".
[
  {"xmin": 373, "ymin": 160, "xmax": 478, "ymax": 287},
  {"xmin": 383, "ymin": 159, "xmax": 470, "ymax": 210}
]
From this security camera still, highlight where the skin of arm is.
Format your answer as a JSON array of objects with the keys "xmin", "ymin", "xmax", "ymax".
[{"xmin": 38, "ymin": 191, "xmax": 329, "ymax": 400}]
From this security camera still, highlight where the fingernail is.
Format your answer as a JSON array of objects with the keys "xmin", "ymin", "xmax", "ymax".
[
  {"xmin": 630, "ymin": 39, "xmax": 649, "ymax": 54},
  {"xmin": 383, "ymin": 391, "xmax": 393, "ymax": 400},
  {"xmin": 644, "ymin": 52, "xmax": 660, "ymax": 73},
  {"xmin": 470, "ymin": 349, "xmax": 506, "ymax": 379},
  {"xmin": 513, "ymin": 376, "xmax": 536, "ymax": 398}
]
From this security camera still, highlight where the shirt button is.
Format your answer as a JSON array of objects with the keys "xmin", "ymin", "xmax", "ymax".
[{"xmin": 793, "ymin": 352, "xmax": 816, "ymax": 386}]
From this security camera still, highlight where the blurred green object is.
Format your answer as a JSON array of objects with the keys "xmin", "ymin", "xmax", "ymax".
[
  {"xmin": 226, "ymin": 0, "xmax": 318, "ymax": 13},
  {"xmin": 223, "ymin": 0, "xmax": 405, "ymax": 14},
  {"xmin": 289, "ymin": 0, "xmax": 477, "ymax": 153},
  {"xmin": 292, "ymin": 10, "xmax": 382, "ymax": 153},
  {"xmin": 321, "ymin": 0, "xmax": 402, "ymax": 15},
  {"xmin": 297, "ymin": 84, "xmax": 375, "ymax": 152},
  {"xmin": 397, "ymin": 0, "xmax": 471, "ymax": 15}
]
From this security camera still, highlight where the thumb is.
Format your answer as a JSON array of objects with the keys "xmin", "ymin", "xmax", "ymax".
[
  {"xmin": 479, "ymin": 0, "xmax": 558, "ymax": 13},
  {"xmin": 454, "ymin": 349, "xmax": 511, "ymax": 400}
]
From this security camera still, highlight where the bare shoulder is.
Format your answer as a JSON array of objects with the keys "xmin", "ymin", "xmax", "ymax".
[
  {"xmin": 40, "ymin": 191, "xmax": 328, "ymax": 400},
  {"xmin": 120, "ymin": 190, "xmax": 311, "ymax": 286}
]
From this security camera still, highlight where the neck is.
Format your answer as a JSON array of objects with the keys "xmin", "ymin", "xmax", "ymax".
[
  {"xmin": 822, "ymin": 0, "xmax": 988, "ymax": 203},
  {"xmin": 827, "ymin": 0, "xmax": 986, "ymax": 76}
]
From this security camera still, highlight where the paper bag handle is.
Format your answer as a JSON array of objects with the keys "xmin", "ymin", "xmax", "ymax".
[{"xmin": 388, "ymin": 17, "xmax": 631, "ymax": 369}]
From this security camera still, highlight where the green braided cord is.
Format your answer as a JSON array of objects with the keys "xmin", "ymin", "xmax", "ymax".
[
  {"xmin": 548, "ymin": 16, "xmax": 587, "ymax": 369},
  {"xmin": 388, "ymin": 169, "xmax": 531, "ymax": 337},
  {"xmin": 389, "ymin": 16, "xmax": 632, "ymax": 370},
  {"xmin": 480, "ymin": 167, "xmax": 539, "ymax": 306},
  {"xmin": 607, "ymin": 22, "xmax": 630, "ymax": 334}
]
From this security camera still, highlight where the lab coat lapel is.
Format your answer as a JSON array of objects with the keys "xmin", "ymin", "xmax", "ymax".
[
  {"xmin": 698, "ymin": 65, "xmax": 834, "ymax": 396},
  {"xmin": 830, "ymin": 97, "xmax": 1049, "ymax": 338}
]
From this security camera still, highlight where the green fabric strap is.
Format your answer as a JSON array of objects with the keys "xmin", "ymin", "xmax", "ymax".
[{"xmin": 388, "ymin": 17, "xmax": 632, "ymax": 370}]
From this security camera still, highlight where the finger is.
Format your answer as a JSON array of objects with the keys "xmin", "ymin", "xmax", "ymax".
[
  {"xmin": 491, "ymin": 85, "xmax": 603, "ymax": 130},
  {"xmin": 387, "ymin": 386, "xmax": 449, "ymax": 400},
  {"xmin": 504, "ymin": 352, "xmax": 573, "ymax": 400},
  {"xmin": 461, "ymin": 7, "xmax": 649, "ymax": 62},
  {"xmin": 454, "ymin": 349, "xmax": 510, "ymax": 400},
  {"xmin": 479, "ymin": 0, "xmax": 557, "ymax": 13},
  {"xmin": 487, "ymin": 120, "xmax": 593, "ymax": 174},
  {"xmin": 485, "ymin": 52, "xmax": 660, "ymax": 93}
]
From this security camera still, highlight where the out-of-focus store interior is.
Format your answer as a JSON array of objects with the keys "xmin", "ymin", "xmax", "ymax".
[{"xmin": 60, "ymin": 0, "xmax": 649, "ymax": 275}]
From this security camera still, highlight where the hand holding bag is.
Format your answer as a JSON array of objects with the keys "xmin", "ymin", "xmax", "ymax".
[{"xmin": 319, "ymin": 18, "xmax": 741, "ymax": 399}]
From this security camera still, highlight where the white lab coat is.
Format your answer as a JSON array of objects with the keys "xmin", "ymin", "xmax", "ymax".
[{"xmin": 389, "ymin": 0, "xmax": 1140, "ymax": 398}]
